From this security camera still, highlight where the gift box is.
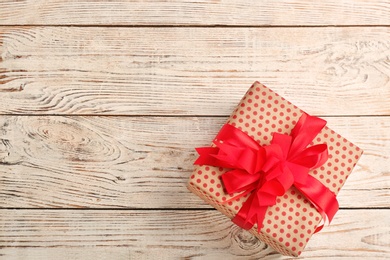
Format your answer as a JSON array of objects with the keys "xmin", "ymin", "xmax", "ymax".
[{"xmin": 187, "ymin": 82, "xmax": 363, "ymax": 256}]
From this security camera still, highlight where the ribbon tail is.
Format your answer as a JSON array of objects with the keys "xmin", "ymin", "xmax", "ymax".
[
  {"xmin": 232, "ymin": 192, "xmax": 267, "ymax": 232},
  {"xmin": 295, "ymin": 175, "xmax": 339, "ymax": 224}
]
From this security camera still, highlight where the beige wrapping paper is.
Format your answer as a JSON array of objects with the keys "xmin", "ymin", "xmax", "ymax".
[{"xmin": 187, "ymin": 82, "xmax": 363, "ymax": 256}]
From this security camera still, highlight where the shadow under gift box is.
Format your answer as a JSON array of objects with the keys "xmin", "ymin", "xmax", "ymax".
[{"xmin": 187, "ymin": 82, "xmax": 363, "ymax": 256}]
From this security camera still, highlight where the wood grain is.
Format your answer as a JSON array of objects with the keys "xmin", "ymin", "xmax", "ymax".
[
  {"xmin": 0, "ymin": 209, "xmax": 388, "ymax": 259},
  {"xmin": 0, "ymin": 116, "xmax": 387, "ymax": 209},
  {"xmin": 1, "ymin": 0, "xmax": 390, "ymax": 26},
  {"xmin": 1, "ymin": 27, "xmax": 390, "ymax": 116}
]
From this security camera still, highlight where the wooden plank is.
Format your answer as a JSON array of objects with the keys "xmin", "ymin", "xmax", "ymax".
[
  {"xmin": 1, "ymin": 27, "xmax": 390, "ymax": 116},
  {"xmin": 0, "ymin": 116, "xmax": 387, "ymax": 208},
  {"xmin": 1, "ymin": 1, "xmax": 390, "ymax": 26},
  {"xmin": 0, "ymin": 209, "xmax": 388, "ymax": 259}
]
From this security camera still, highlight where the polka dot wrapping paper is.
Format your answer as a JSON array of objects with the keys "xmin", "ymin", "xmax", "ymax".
[{"xmin": 187, "ymin": 82, "xmax": 363, "ymax": 256}]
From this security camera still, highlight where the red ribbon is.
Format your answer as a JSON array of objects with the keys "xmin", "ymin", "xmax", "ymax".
[{"xmin": 195, "ymin": 113, "xmax": 338, "ymax": 233}]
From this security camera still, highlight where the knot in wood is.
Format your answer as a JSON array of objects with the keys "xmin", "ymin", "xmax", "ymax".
[{"xmin": 233, "ymin": 227, "xmax": 264, "ymax": 250}]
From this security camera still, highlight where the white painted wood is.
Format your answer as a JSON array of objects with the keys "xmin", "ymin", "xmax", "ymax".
[
  {"xmin": 0, "ymin": 116, "xmax": 387, "ymax": 208},
  {"xmin": 0, "ymin": 0, "xmax": 390, "ymax": 26},
  {"xmin": 0, "ymin": 209, "xmax": 388, "ymax": 259},
  {"xmin": 1, "ymin": 27, "xmax": 390, "ymax": 115},
  {"xmin": 0, "ymin": 1, "xmax": 388, "ymax": 258}
]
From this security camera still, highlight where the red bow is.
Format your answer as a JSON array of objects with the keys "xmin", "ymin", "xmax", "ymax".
[{"xmin": 195, "ymin": 113, "xmax": 338, "ymax": 233}]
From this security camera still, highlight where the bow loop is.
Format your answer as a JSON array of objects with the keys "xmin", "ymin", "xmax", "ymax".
[
  {"xmin": 221, "ymin": 169, "xmax": 260, "ymax": 195},
  {"xmin": 289, "ymin": 113, "xmax": 327, "ymax": 157},
  {"xmin": 290, "ymin": 143, "xmax": 328, "ymax": 169}
]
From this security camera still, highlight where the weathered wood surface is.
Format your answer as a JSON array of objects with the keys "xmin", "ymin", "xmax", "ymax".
[
  {"xmin": 1, "ymin": 27, "xmax": 390, "ymax": 116},
  {"xmin": 0, "ymin": 209, "xmax": 388, "ymax": 259},
  {"xmin": 1, "ymin": 0, "xmax": 390, "ymax": 26},
  {"xmin": 1, "ymin": 0, "xmax": 389, "ymax": 258},
  {"xmin": 0, "ymin": 116, "xmax": 387, "ymax": 209}
]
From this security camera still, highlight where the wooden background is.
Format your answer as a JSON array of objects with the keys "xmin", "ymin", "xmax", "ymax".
[{"xmin": 0, "ymin": 1, "xmax": 389, "ymax": 259}]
